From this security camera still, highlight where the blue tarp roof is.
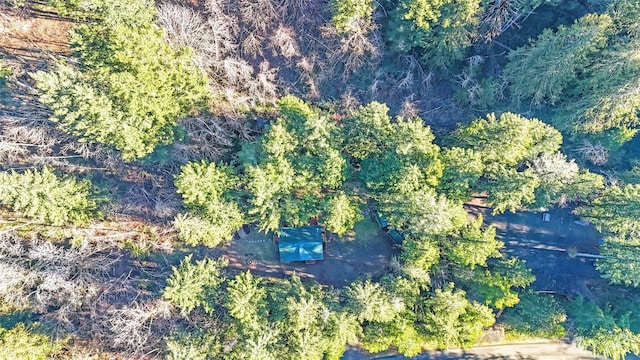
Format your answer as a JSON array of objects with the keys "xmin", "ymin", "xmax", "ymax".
[{"xmin": 278, "ymin": 226, "xmax": 324, "ymax": 262}]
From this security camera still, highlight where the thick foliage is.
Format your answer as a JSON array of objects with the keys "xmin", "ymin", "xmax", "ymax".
[
  {"xmin": 420, "ymin": 285, "xmax": 495, "ymax": 349},
  {"xmin": 165, "ymin": 329, "xmax": 220, "ymax": 360},
  {"xmin": 444, "ymin": 215, "xmax": 503, "ymax": 268},
  {"xmin": 359, "ymin": 118, "xmax": 442, "ymax": 195},
  {"xmin": 0, "ymin": 168, "xmax": 96, "ymax": 225},
  {"xmin": 462, "ymin": 258, "xmax": 535, "ymax": 309},
  {"xmin": 437, "ymin": 147, "xmax": 484, "ymax": 203},
  {"xmin": 528, "ymin": 152, "xmax": 604, "ymax": 208},
  {"xmin": 346, "ymin": 280, "xmax": 403, "ymax": 323},
  {"xmin": 225, "ymin": 271, "xmax": 267, "ymax": 331},
  {"xmin": 174, "ymin": 161, "xmax": 245, "ymax": 247},
  {"xmin": 244, "ymin": 96, "xmax": 350, "ymax": 232},
  {"xmin": 323, "ymin": 192, "xmax": 363, "ymax": 236},
  {"xmin": 387, "ymin": 0, "xmax": 482, "ymax": 69},
  {"xmin": 379, "ymin": 189, "xmax": 467, "ymax": 238},
  {"xmin": 595, "ymin": 236, "xmax": 640, "ymax": 287},
  {"xmin": 567, "ymin": 296, "xmax": 640, "ymax": 360},
  {"xmin": 578, "ymin": 184, "xmax": 640, "ymax": 237},
  {"xmin": 500, "ymin": 290, "xmax": 567, "ymax": 338},
  {"xmin": 451, "ymin": 112, "xmax": 562, "ymax": 167},
  {"xmin": 0, "ymin": 323, "xmax": 62, "ymax": 360},
  {"xmin": 331, "ymin": 0, "xmax": 375, "ymax": 34},
  {"xmin": 33, "ymin": 0, "xmax": 208, "ymax": 160},
  {"xmin": 504, "ymin": 13, "xmax": 612, "ymax": 106},
  {"xmin": 163, "ymin": 254, "xmax": 228, "ymax": 315}
]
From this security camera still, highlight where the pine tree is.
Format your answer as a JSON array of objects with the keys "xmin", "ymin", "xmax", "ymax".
[
  {"xmin": 0, "ymin": 167, "xmax": 97, "ymax": 225},
  {"xmin": 174, "ymin": 160, "xmax": 245, "ymax": 247},
  {"xmin": 32, "ymin": 0, "xmax": 209, "ymax": 160},
  {"xmin": 163, "ymin": 254, "xmax": 228, "ymax": 315}
]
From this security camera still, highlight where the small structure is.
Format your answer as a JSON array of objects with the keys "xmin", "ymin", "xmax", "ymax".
[
  {"xmin": 372, "ymin": 210, "xmax": 404, "ymax": 246},
  {"xmin": 277, "ymin": 226, "xmax": 324, "ymax": 263}
]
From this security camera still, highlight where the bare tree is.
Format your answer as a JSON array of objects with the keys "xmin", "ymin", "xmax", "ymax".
[
  {"xmin": 0, "ymin": 233, "xmax": 118, "ymax": 326},
  {"xmin": 278, "ymin": 0, "xmax": 312, "ymax": 26},
  {"xmin": 399, "ymin": 97, "xmax": 421, "ymax": 120},
  {"xmin": 157, "ymin": 3, "xmax": 238, "ymax": 70},
  {"xmin": 239, "ymin": 0, "xmax": 277, "ymax": 33},
  {"xmin": 222, "ymin": 58, "xmax": 255, "ymax": 86},
  {"xmin": 324, "ymin": 19, "xmax": 382, "ymax": 80},
  {"xmin": 107, "ymin": 299, "xmax": 172, "ymax": 354},
  {"xmin": 295, "ymin": 55, "xmax": 321, "ymax": 98},
  {"xmin": 249, "ymin": 61, "xmax": 279, "ymax": 104},
  {"xmin": 240, "ymin": 32, "xmax": 264, "ymax": 58},
  {"xmin": 478, "ymin": 0, "xmax": 539, "ymax": 42},
  {"xmin": 206, "ymin": 10, "xmax": 240, "ymax": 63},
  {"xmin": 173, "ymin": 115, "xmax": 238, "ymax": 164},
  {"xmin": 577, "ymin": 140, "xmax": 609, "ymax": 166},
  {"xmin": 269, "ymin": 24, "xmax": 300, "ymax": 59}
]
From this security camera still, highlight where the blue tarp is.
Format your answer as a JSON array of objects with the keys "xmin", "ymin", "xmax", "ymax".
[{"xmin": 278, "ymin": 226, "xmax": 324, "ymax": 262}]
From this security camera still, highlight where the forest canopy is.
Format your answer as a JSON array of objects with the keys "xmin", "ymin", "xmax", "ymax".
[{"xmin": 0, "ymin": 0, "xmax": 639, "ymax": 358}]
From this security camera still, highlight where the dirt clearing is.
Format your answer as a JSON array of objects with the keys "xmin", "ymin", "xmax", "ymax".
[
  {"xmin": 221, "ymin": 216, "xmax": 400, "ymax": 287},
  {"xmin": 466, "ymin": 196, "xmax": 605, "ymax": 299}
]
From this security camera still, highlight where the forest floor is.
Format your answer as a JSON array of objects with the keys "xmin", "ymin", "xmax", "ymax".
[
  {"xmin": 220, "ymin": 196, "xmax": 605, "ymax": 293},
  {"xmin": 465, "ymin": 196, "xmax": 605, "ymax": 300},
  {"xmin": 0, "ymin": 5, "xmax": 72, "ymax": 61},
  {"xmin": 220, "ymin": 215, "xmax": 399, "ymax": 287}
]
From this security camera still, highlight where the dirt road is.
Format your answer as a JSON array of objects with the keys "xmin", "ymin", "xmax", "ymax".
[{"xmin": 342, "ymin": 341, "xmax": 599, "ymax": 360}]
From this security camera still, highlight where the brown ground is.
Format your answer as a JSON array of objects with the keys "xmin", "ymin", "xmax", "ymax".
[
  {"xmin": 465, "ymin": 195, "xmax": 605, "ymax": 300},
  {"xmin": 220, "ymin": 195, "xmax": 606, "ymax": 293},
  {"xmin": 0, "ymin": 3, "xmax": 73, "ymax": 63},
  {"xmin": 221, "ymin": 215, "xmax": 400, "ymax": 288},
  {"xmin": 344, "ymin": 341, "xmax": 600, "ymax": 360}
]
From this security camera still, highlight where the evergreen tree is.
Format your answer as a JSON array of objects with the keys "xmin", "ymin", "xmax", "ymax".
[
  {"xmin": 387, "ymin": 0, "xmax": 482, "ymax": 69},
  {"xmin": 163, "ymin": 254, "xmax": 228, "ymax": 315},
  {"xmin": 342, "ymin": 101, "xmax": 394, "ymax": 161},
  {"xmin": 245, "ymin": 96, "xmax": 351, "ymax": 233},
  {"xmin": 323, "ymin": 192, "xmax": 363, "ymax": 236},
  {"xmin": 567, "ymin": 296, "xmax": 640, "ymax": 360},
  {"xmin": 378, "ymin": 189, "xmax": 467, "ymax": 238},
  {"xmin": 0, "ymin": 167, "xmax": 97, "ymax": 225},
  {"xmin": 32, "ymin": 0, "xmax": 208, "ymax": 160},
  {"xmin": 225, "ymin": 271, "xmax": 268, "ymax": 331},
  {"xmin": 165, "ymin": 329, "xmax": 220, "ymax": 360},
  {"xmin": 437, "ymin": 147, "xmax": 484, "ymax": 203},
  {"xmin": 527, "ymin": 152, "xmax": 604, "ymax": 208},
  {"xmin": 400, "ymin": 236, "xmax": 440, "ymax": 284},
  {"xmin": 504, "ymin": 13, "xmax": 612, "ymax": 106},
  {"xmin": 325, "ymin": 311, "xmax": 361, "ymax": 360},
  {"xmin": 463, "ymin": 258, "xmax": 535, "ymax": 309},
  {"xmin": 500, "ymin": 290, "xmax": 567, "ymax": 338},
  {"xmin": 450, "ymin": 112, "xmax": 562, "ymax": 167},
  {"xmin": 346, "ymin": 280, "xmax": 403, "ymax": 323},
  {"xmin": 0, "ymin": 323, "xmax": 62, "ymax": 360},
  {"xmin": 174, "ymin": 160, "xmax": 245, "ymax": 247},
  {"xmin": 577, "ymin": 184, "xmax": 640, "ymax": 237},
  {"xmin": 420, "ymin": 285, "xmax": 495, "ymax": 349},
  {"xmin": 595, "ymin": 236, "xmax": 640, "ymax": 287},
  {"xmin": 481, "ymin": 166, "xmax": 540, "ymax": 214},
  {"xmin": 444, "ymin": 215, "xmax": 503, "ymax": 268},
  {"xmin": 331, "ymin": 0, "xmax": 376, "ymax": 34}
]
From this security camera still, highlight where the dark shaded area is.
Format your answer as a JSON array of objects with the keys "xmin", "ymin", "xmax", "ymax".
[{"xmin": 467, "ymin": 197, "xmax": 604, "ymax": 299}]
